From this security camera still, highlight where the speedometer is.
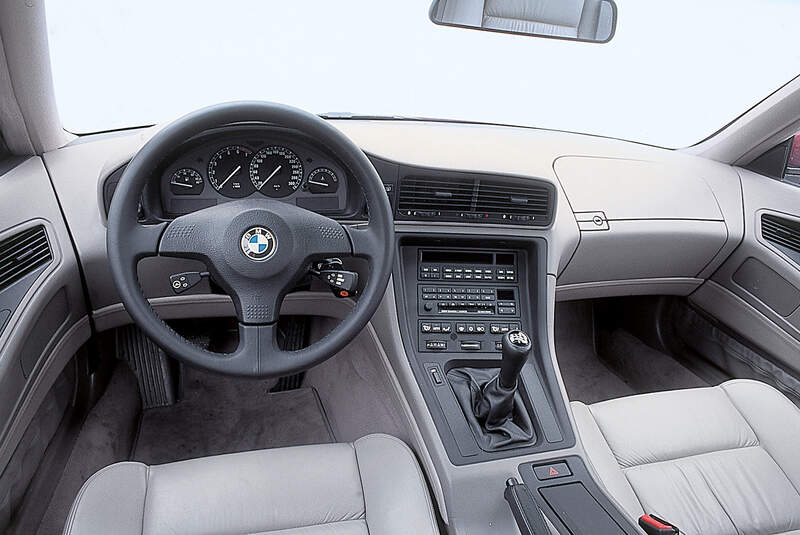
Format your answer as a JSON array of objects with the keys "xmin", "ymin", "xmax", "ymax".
[{"xmin": 249, "ymin": 146, "xmax": 303, "ymax": 198}]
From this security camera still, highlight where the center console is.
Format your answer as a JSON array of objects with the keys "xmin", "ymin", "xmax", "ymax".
[{"xmin": 394, "ymin": 235, "xmax": 574, "ymax": 465}]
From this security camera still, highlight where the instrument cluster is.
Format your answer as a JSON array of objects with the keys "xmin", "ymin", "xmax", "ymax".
[{"xmin": 158, "ymin": 128, "xmax": 349, "ymax": 217}]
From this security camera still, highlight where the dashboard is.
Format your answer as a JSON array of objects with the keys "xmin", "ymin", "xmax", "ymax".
[{"xmin": 128, "ymin": 126, "xmax": 360, "ymax": 220}]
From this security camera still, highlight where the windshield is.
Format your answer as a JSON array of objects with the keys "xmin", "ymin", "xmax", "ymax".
[{"xmin": 45, "ymin": 0, "xmax": 799, "ymax": 147}]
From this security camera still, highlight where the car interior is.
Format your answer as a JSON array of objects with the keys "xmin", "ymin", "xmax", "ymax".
[{"xmin": 2, "ymin": 1, "xmax": 800, "ymax": 534}]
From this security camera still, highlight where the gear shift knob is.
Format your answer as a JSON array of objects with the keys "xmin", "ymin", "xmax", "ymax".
[{"xmin": 499, "ymin": 330, "xmax": 532, "ymax": 390}]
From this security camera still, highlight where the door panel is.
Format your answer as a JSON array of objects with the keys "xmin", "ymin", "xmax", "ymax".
[
  {"xmin": 691, "ymin": 167, "xmax": 800, "ymax": 375},
  {"xmin": 0, "ymin": 157, "xmax": 89, "ymax": 476}
]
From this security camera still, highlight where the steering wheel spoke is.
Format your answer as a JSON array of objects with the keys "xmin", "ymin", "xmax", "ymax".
[
  {"xmin": 125, "ymin": 222, "xmax": 168, "ymax": 260},
  {"xmin": 159, "ymin": 213, "xmax": 212, "ymax": 260},
  {"xmin": 226, "ymin": 276, "xmax": 287, "ymax": 325},
  {"xmin": 345, "ymin": 225, "xmax": 381, "ymax": 261}
]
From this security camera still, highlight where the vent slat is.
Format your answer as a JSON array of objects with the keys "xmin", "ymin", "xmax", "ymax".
[
  {"xmin": 762, "ymin": 215, "xmax": 800, "ymax": 256},
  {"xmin": 0, "ymin": 226, "xmax": 53, "ymax": 292}
]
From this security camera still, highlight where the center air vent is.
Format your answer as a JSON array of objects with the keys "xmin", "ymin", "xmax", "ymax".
[
  {"xmin": 396, "ymin": 174, "xmax": 554, "ymax": 226},
  {"xmin": 762, "ymin": 214, "xmax": 800, "ymax": 264},
  {"xmin": 476, "ymin": 179, "xmax": 552, "ymax": 222},
  {"xmin": 398, "ymin": 176, "xmax": 474, "ymax": 214},
  {"xmin": 0, "ymin": 226, "xmax": 53, "ymax": 292}
]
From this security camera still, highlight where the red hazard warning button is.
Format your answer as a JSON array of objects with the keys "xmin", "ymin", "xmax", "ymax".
[{"xmin": 533, "ymin": 461, "xmax": 571, "ymax": 481}]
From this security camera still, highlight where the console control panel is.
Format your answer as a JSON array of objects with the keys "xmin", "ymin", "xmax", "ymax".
[
  {"xmin": 418, "ymin": 285, "xmax": 518, "ymax": 316},
  {"xmin": 413, "ymin": 249, "xmax": 525, "ymax": 353},
  {"xmin": 418, "ymin": 320, "xmax": 522, "ymax": 353}
]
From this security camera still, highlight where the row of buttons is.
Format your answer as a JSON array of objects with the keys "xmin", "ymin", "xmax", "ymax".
[
  {"xmin": 420, "ymin": 322, "xmax": 453, "ymax": 333},
  {"xmin": 422, "ymin": 293, "xmax": 494, "ymax": 301},
  {"xmin": 420, "ymin": 322, "xmax": 520, "ymax": 335},
  {"xmin": 422, "ymin": 287, "xmax": 495, "ymax": 295},
  {"xmin": 419, "ymin": 266, "xmax": 516, "ymax": 281}
]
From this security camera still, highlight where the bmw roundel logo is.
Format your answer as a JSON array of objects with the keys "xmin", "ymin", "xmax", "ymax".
[{"xmin": 240, "ymin": 226, "xmax": 277, "ymax": 261}]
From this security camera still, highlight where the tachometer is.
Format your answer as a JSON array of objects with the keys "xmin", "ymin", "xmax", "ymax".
[
  {"xmin": 208, "ymin": 145, "xmax": 255, "ymax": 198},
  {"xmin": 249, "ymin": 146, "xmax": 303, "ymax": 198},
  {"xmin": 169, "ymin": 168, "xmax": 204, "ymax": 195}
]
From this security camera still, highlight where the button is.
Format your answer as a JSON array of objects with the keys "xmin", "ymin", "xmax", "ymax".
[
  {"xmin": 495, "ymin": 341, "xmax": 503, "ymax": 350},
  {"xmin": 498, "ymin": 307, "xmax": 516, "ymax": 315},
  {"xmin": 441, "ymin": 323, "xmax": 452, "ymax": 333},
  {"xmin": 490, "ymin": 324, "xmax": 501, "ymax": 334},
  {"xmin": 431, "ymin": 323, "xmax": 442, "ymax": 333},
  {"xmin": 423, "ymin": 286, "xmax": 436, "ymax": 293},
  {"xmin": 533, "ymin": 462, "xmax": 571, "ymax": 481},
  {"xmin": 460, "ymin": 341, "xmax": 481, "ymax": 351},
  {"xmin": 429, "ymin": 367, "xmax": 443, "ymax": 385},
  {"xmin": 481, "ymin": 288, "xmax": 494, "ymax": 294},
  {"xmin": 466, "ymin": 324, "xmax": 475, "ymax": 333},
  {"xmin": 456, "ymin": 323, "xmax": 466, "ymax": 333},
  {"xmin": 421, "ymin": 323, "xmax": 432, "ymax": 333},
  {"xmin": 426, "ymin": 340, "xmax": 447, "ymax": 350},
  {"xmin": 475, "ymin": 324, "xmax": 486, "ymax": 333}
]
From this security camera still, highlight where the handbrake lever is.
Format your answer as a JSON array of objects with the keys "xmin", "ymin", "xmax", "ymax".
[{"xmin": 504, "ymin": 478, "xmax": 549, "ymax": 535}]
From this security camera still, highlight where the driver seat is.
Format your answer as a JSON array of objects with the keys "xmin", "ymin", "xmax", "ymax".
[{"xmin": 62, "ymin": 434, "xmax": 439, "ymax": 535}]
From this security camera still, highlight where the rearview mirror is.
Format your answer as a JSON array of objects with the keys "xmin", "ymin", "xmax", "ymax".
[{"xmin": 429, "ymin": 0, "xmax": 617, "ymax": 44}]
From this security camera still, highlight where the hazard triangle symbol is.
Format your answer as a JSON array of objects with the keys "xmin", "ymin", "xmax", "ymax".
[{"xmin": 548, "ymin": 466, "xmax": 559, "ymax": 476}]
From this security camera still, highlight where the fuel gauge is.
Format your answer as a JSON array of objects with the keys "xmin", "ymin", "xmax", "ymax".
[
  {"xmin": 169, "ymin": 168, "xmax": 204, "ymax": 195},
  {"xmin": 306, "ymin": 167, "xmax": 339, "ymax": 194}
]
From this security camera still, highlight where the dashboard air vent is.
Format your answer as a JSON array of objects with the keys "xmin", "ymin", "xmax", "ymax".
[
  {"xmin": 475, "ymin": 179, "xmax": 553, "ymax": 223},
  {"xmin": 762, "ymin": 214, "xmax": 800, "ymax": 254},
  {"xmin": 0, "ymin": 226, "xmax": 52, "ymax": 292},
  {"xmin": 398, "ymin": 176, "xmax": 474, "ymax": 215},
  {"xmin": 396, "ymin": 173, "xmax": 554, "ymax": 226}
]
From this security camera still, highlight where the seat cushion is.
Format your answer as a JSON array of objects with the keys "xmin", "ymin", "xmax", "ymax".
[
  {"xmin": 573, "ymin": 380, "xmax": 800, "ymax": 535},
  {"xmin": 63, "ymin": 434, "xmax": 438, "ymax": 535}
]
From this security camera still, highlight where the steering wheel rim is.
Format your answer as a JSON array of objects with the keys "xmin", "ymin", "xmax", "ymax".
[{"xmin": 107, "ymin": 101, "xmax": 394, "ymax": 377}]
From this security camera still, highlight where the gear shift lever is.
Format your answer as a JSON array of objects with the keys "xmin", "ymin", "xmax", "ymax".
[
  {"xmin": 499, "ymin": 330, "xmax": 532, "ymax": 390},
  {"xmin": 447, "ymin": 329, "xmax": 536, "ymax": 450}
]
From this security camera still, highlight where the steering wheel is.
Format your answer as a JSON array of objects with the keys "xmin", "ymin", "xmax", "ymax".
[{"xmin": 107, "ymin": 102, "xmax": 394, "ymax": 377}]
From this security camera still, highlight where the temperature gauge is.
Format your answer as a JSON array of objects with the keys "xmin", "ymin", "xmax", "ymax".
[
  {"xmin": 306, "ymin": 167, "xmax": 339, "ymax": 194},
  {"xmin": 169, "ymin": 168, "xmax": 204, "ymax": 195}
]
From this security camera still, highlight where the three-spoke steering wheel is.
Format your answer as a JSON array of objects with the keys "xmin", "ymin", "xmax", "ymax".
[{"xmin": 107, "ymin": 102, "xmax": 394, "ymax": 377}]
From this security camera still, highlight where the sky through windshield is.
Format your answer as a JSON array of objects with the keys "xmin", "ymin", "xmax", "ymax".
[{"xmin": 45, "ymin": 0, "xmax": 800, "ymax": 147}]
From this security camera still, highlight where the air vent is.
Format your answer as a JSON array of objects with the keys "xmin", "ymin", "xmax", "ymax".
[
  {"xmin": 476, "ymin": 179, "xmax": 552, "ymax": 222},
  {"xmin": 0, "ymin": 226, "xmax": 52, "ymax": 292},
  {"xmin": 398, "ymin": 176, "xmax": 474, "ymax": 214},
  {"xmin": 396, "ymin": 173, "xmax": 554, "ymax": 226}
]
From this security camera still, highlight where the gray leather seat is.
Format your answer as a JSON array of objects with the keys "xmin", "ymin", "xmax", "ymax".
[
  {"xmin": 573, "ymin": 380, "xmax": 800, "ymax": 535},
  {"xmin": 63, "ymin": 434, "xmax": 439, "ymax": 535}
]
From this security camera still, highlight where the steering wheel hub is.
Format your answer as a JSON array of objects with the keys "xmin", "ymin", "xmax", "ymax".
[{"xmin": 241, "ymin": 226, "xmax": 277, "ymax": 262}]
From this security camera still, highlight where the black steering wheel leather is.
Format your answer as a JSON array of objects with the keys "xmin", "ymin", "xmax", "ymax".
[{"xmin": 107, "ymin": 102, "xmax": 394, "ymax": 377}]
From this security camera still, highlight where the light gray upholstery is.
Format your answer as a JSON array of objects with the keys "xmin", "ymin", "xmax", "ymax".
[
  {"xmin": 573, "ymin": 380, "xmax": 800, "ymax": 535},
  {"xmin": 63, "ymin": 434, "xmax": 438, "ymax": 535}
]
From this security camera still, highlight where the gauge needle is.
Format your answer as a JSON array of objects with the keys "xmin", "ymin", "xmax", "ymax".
[
  {"xmin": 218, "ymin": 165, "xmax": 241, "ymax": 189},
  {"xmin": 170, "ymin": 181, "xmax": 193, "ymax": 188},
  {"xmin": 262, "ymin": 165, "xmax": 282, "ymax": 186},
  {"xmin": 307, "ymin": 179, "xmax": 329, "ymax": 187}
]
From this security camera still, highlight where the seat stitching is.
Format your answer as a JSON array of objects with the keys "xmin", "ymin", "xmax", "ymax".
[
  {"xmin": 621, "ymin": 445, "xmax": 761, "ymax": 471},
  {"xmin": 719, "ymin": 384, "xmax": 800, "ymax": 500},
  {"xmin": 350, "ymin": 442, "xmax": 369, "ymax": 530},
  {"xmin": 585, "ymin": 405, "xmax": 646, "ymax": 513},
  {"xmin": 691, "ymin": 461, "xmax": 742, "ymax": 535},
  {"xmin": 141, "ymin": 465, "xmax": 149, "ymax": 535}
]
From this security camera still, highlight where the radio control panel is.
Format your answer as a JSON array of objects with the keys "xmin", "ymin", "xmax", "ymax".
[{"xmin": 410, "ymin": 248, "xmax": 525, "ymax": 353}]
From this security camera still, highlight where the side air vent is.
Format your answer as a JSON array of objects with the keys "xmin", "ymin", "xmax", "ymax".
[
  {"xmin": 0, "ymin": 226, "xmax": 53, "ymax": 292},
  {"xmin": 761, "ymin": 214, "xmax": 800, "ymax": 263},
  {"xmin": 396, "ymin": 173, "xmax": 554, "ymax": 226}
]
